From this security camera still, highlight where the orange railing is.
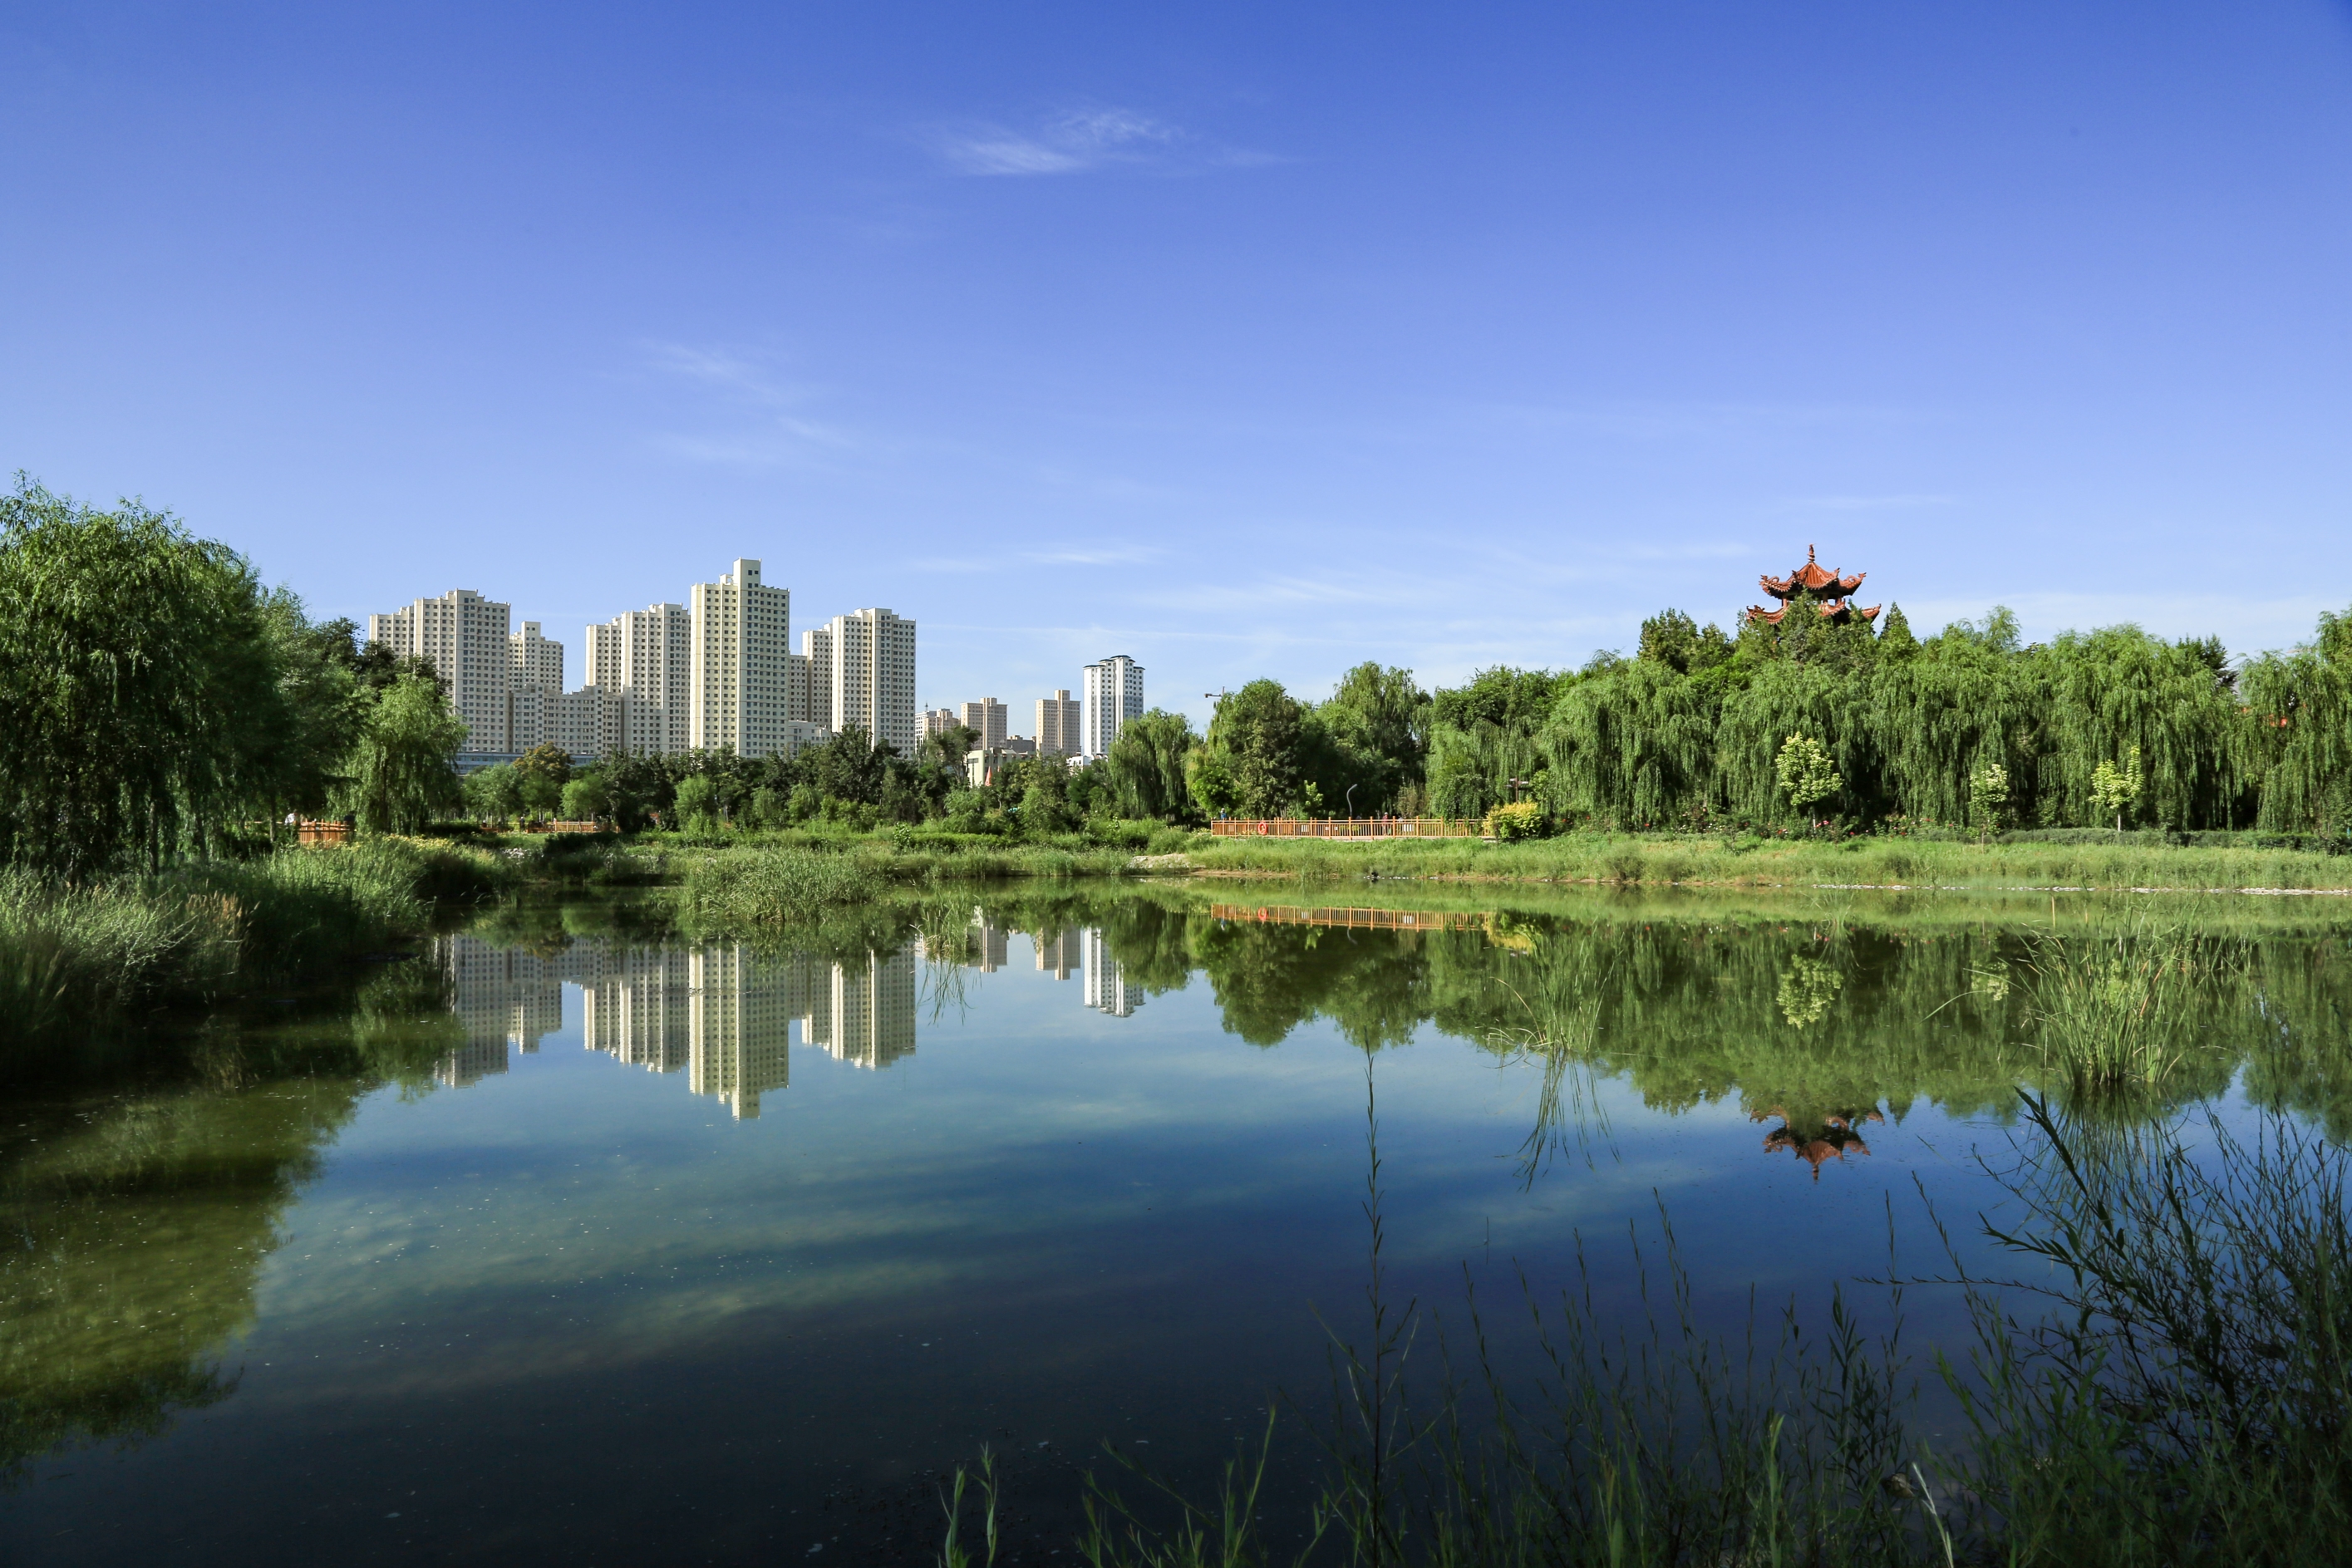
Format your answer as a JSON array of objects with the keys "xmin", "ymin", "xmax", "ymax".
[
  {"xmin": 523, "ymin": 820, "xmax": 606, "ymax": 834},
  {"xmin": 1208, "ymin": 816, "xmax": 1479, "ymax": 838},
  {"xmin": 296, "ymin": 820, "xmax": 352, "ymax": 845},
  {"xmin": 1211, "ymin": 903, "xmax": 1488, "ymax": 931}
]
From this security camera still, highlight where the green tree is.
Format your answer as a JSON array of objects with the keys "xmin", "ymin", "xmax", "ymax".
[
  {"xmin": 1106, "ymin": 709, "xmax": 1198, "ymax": 822},
  {"xmin": 1877, "ymin": 603, "xmax": 1918, "ymax": 661},
  {"xmin": 463, "ymin": 762, "xmax": 523, "ymax": 823},
  {"xmin": 672, "ymin": 774, "xmax": 721, "ymax": 831},
  {"xmin": 342, "ymin": 674, "xmax": 465, "ymax": 833},
  {"xmin": 1197, "ymin": 681, "xmax": 1307, "ymax": 818},
  {"xmin": 927, "ymin": 724, "xmax": 979, "ymax": 768},
  {"xmin": 560, "ymin": 774, "xmax": 611, "ymax": 823},
  {"xmin": 2089, "ymin": 746, "xmax": 2143, "ymax": 835},
  {"xmin": 0, "ymin": 478, "xmax": 288, "ymax": 876},
  {"xmin": 1969, "ymin": 759, "xmax": 2010, "ymax": 843},
  {"xmin": 1774, "ymin": 733, "xmax": 1843, "ymax": 825}
]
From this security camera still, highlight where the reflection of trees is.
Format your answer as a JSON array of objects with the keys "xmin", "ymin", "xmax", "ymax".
[
  {"xmin": 0, "ymin": 1077, "xmax": 365, "ymax": 1482},
  {"xmin": 1104, "ymin": 897, "xmax": 2352, "ymax": 1143},
  {"xmin": 1190, "ymin": 919, "xmax": 1428, "ymax": 1049}
]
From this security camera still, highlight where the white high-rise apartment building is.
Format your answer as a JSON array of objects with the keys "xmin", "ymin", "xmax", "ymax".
[
  {"xmin": 368, "ymin": 588, "xmax": 514, "ymax": 751},
  {"xmin": 959, "ymin": 698, "xmax": 1008, "ymax": 750},
  {"xmin": 794, "ymin": 632, "xmax": 831, "ymax": 730},
  {"xmin": 688, "ymin": 560, "xmax": 792, "ymax": 758},
  {"xmin": 1036, "ymin": 690, "xmax": 1080, "ymax": 757},
  {"xmin": 1081, "ymin": 656, "xmax": 1144, "ymax": 759},
  {"xmin": 811, "ymin": 608, "xmax": 917, "ymax": 755},
  {"xmin": 586, "ymin": 602, "xmax": 694, "ymax": 755},
  {"xmin": 505, "ymin": 622, "xmax": 565, "ymax": 751}
]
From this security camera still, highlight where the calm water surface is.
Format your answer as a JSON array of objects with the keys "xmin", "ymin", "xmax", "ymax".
[{"xmin": 6, "ymin": 886, "xmax": 2349, "ymax": 1564}]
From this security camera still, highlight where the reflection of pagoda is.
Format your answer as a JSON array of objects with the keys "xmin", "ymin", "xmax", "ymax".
[
  {"xmin": 1751, "ymin": 1106, "xmax": 1885, "ymax": 1180},
  {"xmin": 1745, "ymin": 546, "xmax": 1882, "ymax": 628}
]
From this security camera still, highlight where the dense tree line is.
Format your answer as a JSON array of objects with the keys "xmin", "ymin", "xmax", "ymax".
[{"xmin": 1188, "ymin": 597, "xmax": 2352, "ymax": 838}]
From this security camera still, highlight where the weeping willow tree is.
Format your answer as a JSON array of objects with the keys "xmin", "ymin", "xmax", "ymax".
[
  {"xmin": 1503, "ymin": 602, "xmax": 2293, "ymax": 833},
  {"xmin": 1424, "ymin": 720, "xmax": 1547, "ymax": 819},
  {"xmin": 2028, "ymin": 628, "xmax": 2248, "ymax": 829},
  {"xmin": 2241, "ymin": 610, "xmax": 2352, "ymax": 835},
  {"xmin": 1541, "ymin": 658, "xmax": 1720, "ymax": 827}
]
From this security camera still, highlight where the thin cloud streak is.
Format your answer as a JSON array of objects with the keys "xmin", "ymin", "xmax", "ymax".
[{"xmin": 931, "ymin": 107, "xmax": 1266, "ymax": 177}]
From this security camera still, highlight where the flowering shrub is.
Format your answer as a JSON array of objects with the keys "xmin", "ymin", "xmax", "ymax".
[{"xmin": 1485, "ymin": 801, "xmax": 1547, "ymax": 841}]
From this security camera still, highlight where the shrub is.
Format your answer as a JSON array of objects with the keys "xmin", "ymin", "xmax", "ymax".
[{"xmin": 1484, "ymin": 801, "xmax": 1547, "ymax": 841}]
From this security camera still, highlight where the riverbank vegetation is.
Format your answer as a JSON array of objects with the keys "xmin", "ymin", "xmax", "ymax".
[
  {"xmin": 1023, "ymin": 1097, "xmax": 2352, "ymax": 1567},
  {"xmin": 1172, "ymin": 599, "xmax": 2352, "ymax": 846},
  {"xmin": 0, "ymin": 838, "xmax": 509, "ymax": 1054}
]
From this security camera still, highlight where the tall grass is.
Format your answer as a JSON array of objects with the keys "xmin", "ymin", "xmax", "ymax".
[
  {"xmin": 1186, "ymin": 832, "xmax": 2352, "ymax": 892},
  {"xmin": 0, "ymin": 838, "xmax": 509, "ymax": 1052},
  {"xmin": 2025, "ymin": 922, "xmax": 2241, "ymax": 1099},
  {"xmin": 672, "ymin": 848, "xmax": 886, "ymax": 927}
]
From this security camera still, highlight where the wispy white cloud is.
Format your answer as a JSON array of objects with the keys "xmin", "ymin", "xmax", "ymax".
[
  {"xmin": 932, "ymin": 107, "xmax": 1260, "ymax": 177},
  {"xmin": 642, "ymin": 341, "xmax": 859, "ymax": 467},
  {"xmin": 1021, "ymin": 545, "xmax": 1164, "ymax": 568}
]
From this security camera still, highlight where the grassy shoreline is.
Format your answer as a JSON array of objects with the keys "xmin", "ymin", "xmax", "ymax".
[
  {"xmin": 0, "ymin": 838, "xmax": 514, "ymax": 1055},
  {"xmin": 524, "ymin": 824, "xmax": 2352, "ymax": 894}
]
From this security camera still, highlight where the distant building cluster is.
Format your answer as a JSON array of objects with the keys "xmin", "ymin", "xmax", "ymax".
[
  {"xmin": 367, "ymin": 560, "xmax": 915, "ymax": 761},
  {"xmin": 927, "ymin": 661, "xmax": 1144, "ymax": 787}
]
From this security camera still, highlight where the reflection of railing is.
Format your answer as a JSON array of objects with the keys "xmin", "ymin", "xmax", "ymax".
[
  {"xmin": 1210, "ymin": 903, "xmax": 1488, "ymax": 931},
  {"xmin": 1208, "ymin": 816, "xmax": 1479, "ymax": 838}
]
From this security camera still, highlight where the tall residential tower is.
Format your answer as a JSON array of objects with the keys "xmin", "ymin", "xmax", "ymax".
[{"xmin": 1080, "ymin": 656, "xmax": 1144, "ymax": 759}]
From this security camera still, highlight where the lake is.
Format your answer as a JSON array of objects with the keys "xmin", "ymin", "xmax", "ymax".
[{"xmin": 6, "ymin": 884, "xmax": 2350, "ymax": 1564}]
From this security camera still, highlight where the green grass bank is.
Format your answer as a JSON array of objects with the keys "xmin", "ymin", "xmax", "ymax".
[
  {"xmin": 1179, "ymin": 829, "xmax": 2352, "ymax": 890},
  {"xmin": 0, "ymin": 838, "xmax": 512, "ymax": 1054}
]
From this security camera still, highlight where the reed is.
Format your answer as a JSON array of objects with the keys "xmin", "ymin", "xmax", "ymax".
[
  {"xmin": 952, "ymin": 1089, "xmax": 2352, "ymax": 1566},
  {"xmin": 2024, "ymin": 922, "xmax": 2236, "ymax": 1099},
  {"xmin": 0, "ymin": 837, "xmax": 511, "ymax": 1053},
  {"xmin": 672, "ymin": 847, "xmax": 886, "ymax": 927}
]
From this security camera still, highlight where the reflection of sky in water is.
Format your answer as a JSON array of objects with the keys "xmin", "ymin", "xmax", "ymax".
[{"xmin": 10, "ymin": 911, "xmax": 2140, "ymax": 1565}]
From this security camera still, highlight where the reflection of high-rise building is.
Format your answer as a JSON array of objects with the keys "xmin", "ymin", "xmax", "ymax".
[
  {"xmin": 443, "ymin": 936, "xmax": 568, "ymax": 1055},
  {"xmin": 808, "ymin": 949, "xmax": 918, "ymax": 1069},
  {"xmin": 582, "ymin": 947, "xmax": 696, "ymax": 1073},
  {"xmin": 688, "ymin": 946, "xmax": 796, "ymax": 1118},
  {"xmin": 1036, "ymin": 927, "xmax": 1080, "ymax": 980},
  {"xmin": 1082, "ymin": 927, "xmax": 1137, "ymax": 1017},
  {"xmin": 972, "ymin": 919, "xmax": 1008, "ymax": 972}
]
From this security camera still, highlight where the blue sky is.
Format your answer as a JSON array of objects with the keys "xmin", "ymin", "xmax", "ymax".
[{"xmin": 5, "ymin": 3, "xmax": 2349, "ymax": 730}]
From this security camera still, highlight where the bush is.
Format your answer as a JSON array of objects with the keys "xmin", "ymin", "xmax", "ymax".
[{"xmin": 1484, "ymin": 800, "xmax": 1548, "ymax": 841}]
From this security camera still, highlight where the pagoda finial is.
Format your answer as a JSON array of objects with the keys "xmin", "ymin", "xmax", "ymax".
[{"xmin": 1807, "ymin": 543, "xmax": 1817, "ymax": 564}]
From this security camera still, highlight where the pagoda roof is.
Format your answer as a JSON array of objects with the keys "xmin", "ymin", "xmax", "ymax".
[
  {"xmin": 1745, "ymin": 599, "xmax": 1882, "ymax": 627},
  {"xmin": 1760, "ymin": 545, "xmax": 1867, "ymax": 602}
]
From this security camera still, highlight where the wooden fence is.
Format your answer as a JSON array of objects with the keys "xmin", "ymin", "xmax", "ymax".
[
  {"xmin": 523, "ymin": 820, "xmax": 606, "ymax": 834},
  {"xmin": 295, "ymin": 820, "xmax": 352, "ymax": 845},
  {"xmin": 1210, "ymin": 903, "xmax": 1488, "ymax": 931},
  {"xmin": 1208, "ymin": 816, "xmax": 1480, "ymax": 839}
]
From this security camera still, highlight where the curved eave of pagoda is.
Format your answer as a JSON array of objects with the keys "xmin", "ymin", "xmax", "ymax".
[
  {"xmin": 1760, "ymin": 569, "xmax": 1868, "ymax": 600},
  {"xmin": 1744, "ymin": 600, "xmax": 1882, "ymax": 626}
]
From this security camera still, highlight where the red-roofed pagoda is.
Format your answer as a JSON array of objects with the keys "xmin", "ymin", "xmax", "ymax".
[{"xmin": 1745, "ymin": 545, "xmax": 1882, "ymax": 627}]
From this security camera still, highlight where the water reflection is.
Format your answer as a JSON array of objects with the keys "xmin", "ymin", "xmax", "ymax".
[{"xmin": 427, "ymin": 915, "xmax": 1150, "ymax": 1117}]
